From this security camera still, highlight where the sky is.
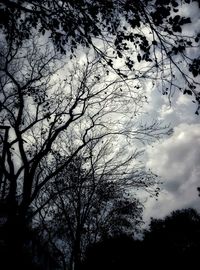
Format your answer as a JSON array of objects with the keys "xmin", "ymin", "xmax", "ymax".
[
  {"xmin": 143, "ymin": 85, "xmax": 200, "ymax": 222},
  {"xmin": 131, "ymin": 0, "xmax": 200, "ymax": 223}
]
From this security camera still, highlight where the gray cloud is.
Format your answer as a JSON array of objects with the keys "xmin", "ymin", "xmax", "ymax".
[{"xmin": 143, "ymin": 123, "xmax": 200, "ymax": 221}]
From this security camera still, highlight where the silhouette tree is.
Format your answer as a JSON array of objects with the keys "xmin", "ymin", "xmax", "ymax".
[
  {"xmin": 0, "ymin": 35, "xmax": 165, "ymax": 268},
  {"xmin": 1, "ymin": 1, "xmax": 200, "ymax": 267},
  {"xmin": 1, "ymin": 0, "xmax": 200, "ymax": 111},
  {"xmin": 82, "ymin": 208, "xmax": 200, "ymax": 270},
  {"xmin": 81, "ymin": 235, "xmax": 143, "ymax": 270},
  {"xmin": 143, "ymin": 208, "xmax": 200, "ymax": 268},
  {"xmin": 35, "ymin": 140, "xmax": 159, "ymax": 270}
]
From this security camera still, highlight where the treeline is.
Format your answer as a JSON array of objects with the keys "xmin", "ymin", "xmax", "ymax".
[
  {"xmin": 82, "ymin": 208, "xmax": 200, "ymax": 270},
  {"xmin": 1, "ymin": 206, "xmax": 200, "ymax": 269}
]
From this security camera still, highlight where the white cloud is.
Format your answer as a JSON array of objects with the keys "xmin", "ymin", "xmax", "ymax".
[{"xmin": 143, "ymin": 123, "xmax": 200, "ymax": 221}]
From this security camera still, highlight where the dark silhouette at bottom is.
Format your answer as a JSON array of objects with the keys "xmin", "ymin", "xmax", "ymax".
[{"xmin": 81, "ymin": 208, "xmax": 200, "ymax": 270}]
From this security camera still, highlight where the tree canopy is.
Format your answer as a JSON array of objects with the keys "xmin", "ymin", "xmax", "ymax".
[
  {"xmin": 0, "ymin": 34, "xmax": 162, "ymax": 269},
  {"xmin": 142, "ymin": 208, "xmax": 200, "ymax": 268},
  {"xmin": 1, "ymin": 0, "xmax": 200, "ymax": 112},
  {"xmin": 36, "ymin": 148, "xmax": 148, "ymax": 269},
  {"xmin": 82, "ymin": 208, "xmax": 200, "ymax": 270}
]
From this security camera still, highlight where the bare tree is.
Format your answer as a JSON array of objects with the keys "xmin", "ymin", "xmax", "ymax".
[
  {"xmin": 35, "ymin": 139, "xmax": 159, "ymax": 270},
  {"xmin": 0, "ymin": 34, "xmax": 166, "ymax": 267}
]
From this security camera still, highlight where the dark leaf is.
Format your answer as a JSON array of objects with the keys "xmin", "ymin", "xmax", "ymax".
[
  {"xmin": 137, "ymin": 54, "xmax": 141, "ymax": 62},
  {"xmin": 183, "ymin": 89, "xmax": 193, "ymax": 95}
]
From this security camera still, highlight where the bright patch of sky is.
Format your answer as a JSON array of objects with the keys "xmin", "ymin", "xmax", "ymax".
[
  {"xmin": 134, "ymin": 1, "xmax": 200, "ymax": 222},
  {"xmin": 142, "ymin": 74, "xmax": 200, "ymax": 220}
]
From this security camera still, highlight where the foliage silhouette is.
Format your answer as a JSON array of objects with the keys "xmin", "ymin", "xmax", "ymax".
[
  {"xmin": 81, "ymin": 235, "xmax": 143, "ymax": 270},
  {"xmin": 143, "ymin": 208, "xmax": 200, "ymax": 268},
  {"xmin": 0, "ymin": 36, "xmax": 164, "ymax": 269},
  {"xmin": 81, "ymin": 208, "xmax": 200, "ymax": 270},
  {"xmin": 35, "ymin": 144, "xmax": 158, "ymax": 269},
  {"xmin": 0, "ymin": 0, "xmax": 200, "ymax": 110}
]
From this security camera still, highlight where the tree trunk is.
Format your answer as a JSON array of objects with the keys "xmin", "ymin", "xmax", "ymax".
[
  {"xmin": 5, "ymin": 210, "xmax": 27, "ymax": 269},
  {"xmin": 72, "ymin": 230, "xmax": 82, "ymax": 270},
  {"xmin": 3, "ymin": 194, "xmax": 32, "ymax": 270}
]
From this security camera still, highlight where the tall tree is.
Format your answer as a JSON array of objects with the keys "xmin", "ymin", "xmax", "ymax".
[
  {"xmin": 0, "ymin": 35, "xmax": 164, "ymax": 268},
  {"xmin": 35, "ymin": 141, "xmax": 158, "ymax": 270}
]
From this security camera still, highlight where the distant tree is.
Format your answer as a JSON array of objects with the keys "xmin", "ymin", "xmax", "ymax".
[
  {"xmin": 82, "ymin": 208, "xmax": 200, "ymax": 270},
  {"xmin": 1, "ymin": 0, "xmax": 200, "ymax": 111},
  {"xmin": 35, "ymin": 140, "xmax": 159, "ymax": 270},
  {"xmin": 143, "ymin": 208, "xmax": 200, "ymax": 268}
]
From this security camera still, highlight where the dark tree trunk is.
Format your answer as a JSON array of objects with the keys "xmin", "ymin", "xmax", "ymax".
[
  {"xmin": 3, "ymin": 192, "xmax": 31, "ymax": 269},
  {"xmin": 73, "ymin": 229, "xmax": 82, "ymax": 270},
  {"xmin": 5, "ymin": 208, "xmax": 28, "ymax": 269}
]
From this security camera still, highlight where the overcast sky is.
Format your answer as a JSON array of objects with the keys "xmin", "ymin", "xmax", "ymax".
[
  {"xmin": 135, "ymin": 1, "xmax": 200, "ymax": 223},
  {"xmin": 143, "ymin": 87, "xmax": 200, "ymax": 222}
]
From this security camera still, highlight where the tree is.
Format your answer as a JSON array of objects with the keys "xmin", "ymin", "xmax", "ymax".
[
  {"xmin": 82, "ymin": 208, "xmax": 200, "ymax": 270},
  {"xmin": 1, "ymin": 0, "xmax": 200, "ymax": 111},
  {"xmin": 143, "ymin": 208, "xmax": 200, "ymax": 268},
  {"xmin": 34, "ymin": 138, "xmax": 159, "ymax": 270},
  {"xmin": 0, "ymin": 35, "xmax": 165, "ymax": 268},
  {"xmin": 1, "ymin": 1, "xmax": 199, "ymax": 268},
  {"xmin": 81, "ymin": 235, "xmax": 143, "ymax": 270}
]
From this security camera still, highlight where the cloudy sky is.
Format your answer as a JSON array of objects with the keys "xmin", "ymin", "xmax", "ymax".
[
  {"xmin": 143, "ymin": 88, "xmax": 200, "ymax": 222},
  {"xmin": 133, "ymin": 1, "xmax": 200, "ymax": 223}
]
